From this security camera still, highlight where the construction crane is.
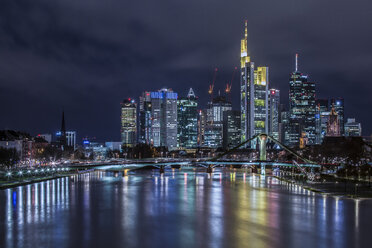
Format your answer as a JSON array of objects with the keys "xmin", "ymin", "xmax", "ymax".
[
  {"xmin": 208, "ymin": 68, "xmax": 218, "ymax": 102},
  {"xmin": 225, "ymin": 67, "xmax": 237, "ymax": 101}
]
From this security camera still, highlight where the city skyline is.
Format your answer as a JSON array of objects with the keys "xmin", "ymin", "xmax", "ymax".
[{"xmin": 1, "ymin": 1, "xmax": 371, "ymax": 141}]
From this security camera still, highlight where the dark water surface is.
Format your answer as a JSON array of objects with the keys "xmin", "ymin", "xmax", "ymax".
[{"xmin": 1, "ymin": 168, "xmax": 372, "ymax": 248}]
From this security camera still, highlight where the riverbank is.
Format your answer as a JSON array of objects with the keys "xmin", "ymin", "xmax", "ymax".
[
  {"xmin": 273, "ymin": 174, "xmax": 372, "ymax": 198},
  {"xmin": 0, "ymin": 168, "xmax": 93, "ymax": 190}
]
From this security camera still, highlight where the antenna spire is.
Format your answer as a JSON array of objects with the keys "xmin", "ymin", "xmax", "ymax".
[
  {"xmin": 295, "ymin": 53, "xmax": 298, "ymax": 72},
  {"xmin": 244, "ymin": 20, "xmax": 248, "ymax": 39}
]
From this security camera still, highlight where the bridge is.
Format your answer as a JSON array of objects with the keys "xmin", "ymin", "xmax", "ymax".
[{"xmin": 92, "ymin": 133, "xmax": 322, "ymax": 180}]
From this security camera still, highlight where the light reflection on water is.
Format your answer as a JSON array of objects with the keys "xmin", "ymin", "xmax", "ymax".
[{"xmin": 1, "ymin": 168, "xmax": 372, "ymax": 248}]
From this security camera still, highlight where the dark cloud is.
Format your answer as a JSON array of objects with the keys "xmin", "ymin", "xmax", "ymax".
[{"xmin": 1, "ymin": 0, "xmax": 372, "ymax": 141}]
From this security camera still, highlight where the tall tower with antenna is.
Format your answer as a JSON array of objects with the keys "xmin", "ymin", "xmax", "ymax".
[{"xmin": 240, "ymin": 20, "xmax": 255, "ymax": 147}]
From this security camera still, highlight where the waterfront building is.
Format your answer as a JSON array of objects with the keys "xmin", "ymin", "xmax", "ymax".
[
  {"xmin": 56, "ymin": 130, "xmax": 77, "ymax": 150},
  {"xmin": 268, "ymin": 89, "xmax": 280, "ymax": 140},
  {"xmin": 345, "ymin": 118, "xmax": 362, "ymax": 136},
  {"xmin": 150, "ymin": 88, "xmax": 178, "ymax": 150},
  {"xmin": 204, "ymin": 96, "xmax": 232, "ymax": 148},
  {"xmin": 223, "ymin": 110, "xmax": 241, "ymax": 149},
  {"xmin": 177, "ymin": 88, "xmax": 198, "ymax": 149},
  {"xmin": 288, "ymin": 54, "xmax": 316, "ymax": 147},
  {"xmin": 105, "ymin": 142, "xmax": 122, "ymax": 152},
  {"xmin": 0, "ymin": 130, "xmax": 32, "ymax": 160},
  {"xmin": 38, "ymin": 134, "xmax": 52, "ymax": 143},
  {"xmin": 120, "ymin": 99, "xmax": 137, "ymax": 147},
  {"xmin": 139, "ymin": 92, "xmax": 152, "ymax": 144},
  {"xmin": 240, "ymin": 21, "xmax": 269, "ymax": 147},
  {"xmin": 330, "ymin": 98, "xmax": 345, "ymax": 135},
  {"xmin": 66, "ymin": 131, "xmax": 77, "ymax": 150}
]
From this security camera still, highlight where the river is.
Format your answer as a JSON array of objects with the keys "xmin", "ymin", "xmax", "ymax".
[{"xmin": 1, "ymin": 167, "xmax": 371, "ymax": 248}]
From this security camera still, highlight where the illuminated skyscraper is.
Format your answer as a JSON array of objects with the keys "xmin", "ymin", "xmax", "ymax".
[
  {"xmin": 240, "ymin": 21, "xmax": 269, "ymax": 147},
  {"xmin": 177, "ymin": 88, "xmax": 198, "ymax": 149},
  {"xmin": 268, "ymin": 89, "xmax": 280, "ymax": 140},
  {"xmin": 139, "ymin": 92, "xmax": 152, "ymax": 144},
  {"xmin": 223, "ymin": 110, "xmax": 241, "ymax": 149},
  {"xmin": 150, "ymin": 88, "xmax": 178, "ymax": 150},
  {"xmin": 288, "ymin": 54, "xmax": 316, "ymax": 147},
  {"xmin": 120, "ymin": 99, "xmax": 137, "ymax": 147},
  {"xmin": 204, "ymin": 96, "xmax": 232, "ymax": 148},
  {"xmin": 315, "ymin": 99, "xmax": 329, "ymax": 144}
]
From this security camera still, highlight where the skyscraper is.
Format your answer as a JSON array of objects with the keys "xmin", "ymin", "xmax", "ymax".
[
  {"xmin": 288, "ymin": 54, "xmax": 316, "ymax": 147},
  {"xmin": 120, "ymin": 99, "xmax": 137, "ymax": 147},
  {"xmin": 139, "ymin": 92, "xmax": 152, "ymax": 144},
  {"xmin": 223, "ymin": 110, "xmax": 241, "ymax": 149},
  {"xmin": 240, "ymin": 21, "xmax": 269, "ymax": 147},
  {"xmin": 150, "ymin": 88, "xmax": 178, "ymax": 150},
  {"xmin": 177, "ymin": 88, "xmax": 198, "ymax": 149},
  {"xmin": 315, "ymin": 99, "xmax": 329, "ymax": 144},
  {"xmin": 204, "ymin": 95, "xmax": 232, "ymax": 148},
  {"xmin": 268, "ymin": 89, "xmax": 280, "ymax": 140}
]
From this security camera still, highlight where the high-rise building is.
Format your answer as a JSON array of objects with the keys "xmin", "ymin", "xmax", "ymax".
[
  {"xmin": 120, "ymin": 99, "xmax": 137, "ymax": 147},
  {"xmin": 315, "ymin": 99, "xmax": 329, "ymax": 144},
  {"xmin": 345, "ymin": 118, "xmax": 362, "ymax": 136},
  {"xmin": 149, "ymin": 88, "xmax": 178, "ymax": 150},
  {"xmin": 197, "ymin": 109, "xmax": 207, "ymax": 147},
  {"xmin": 268, "ymin": 89, "xmax": 280, "ymax": 140},
  {"xmin": 240, "ymin": 21, "xmax": 269, "ymax": 147},
  {"xmin": 139, "ymin": 92, "xmax": 152, "ymax": 144},
  {"xmin": 223, "ymin": 110, "xmax": 241, "ymax": 149},
  {"xmin": 330, "ymin": 98, "xmax": 344, "ymax": 135},
  {"xmin": 177, "ymin": 88, "xmax": 198, "ymax": 149},
  {"xmin": 288, "ymin": 54, "xmax": 316, "ymax": 147},
  {"xmin": 204, "ymin": 96, "xmax": 232, "ymax": 148}
]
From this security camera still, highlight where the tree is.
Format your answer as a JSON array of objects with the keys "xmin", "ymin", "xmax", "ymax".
[{"xmin": 0, "ymin": 147, "xmax": 19, "ymax": 169}]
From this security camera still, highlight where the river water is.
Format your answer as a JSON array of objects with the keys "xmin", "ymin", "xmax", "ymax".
[{"xmin": 1, "ymin": 167, "xmax": 372, "ymax": 248}]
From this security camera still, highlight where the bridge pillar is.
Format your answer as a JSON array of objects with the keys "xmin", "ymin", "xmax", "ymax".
[
  {"xmin": 258, "ymin": 134, "xmax": 268, "ymax": 175},
  {"xmin": 159, "ymin": 165, "xmax": 165, "ymax": 174},
  {"xmin": 260, "ymin": 163, "xmax": 266, "ymax": 175},
  {"xmin": 258, "ymin": 134, "xmax": 267, "ymax": 161}
]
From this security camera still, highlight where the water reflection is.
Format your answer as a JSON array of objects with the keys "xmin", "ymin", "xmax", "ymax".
[{"xmin": 1, "ymin": 169, "xmax": 372, "ymax": 248}]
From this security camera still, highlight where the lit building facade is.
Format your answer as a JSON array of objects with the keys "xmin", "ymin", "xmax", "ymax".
[
  {"xmin": 345, "ymin": 118, "xmax": 362, "ymax": 136},
  {"xmin": 139, "ymin": 92, "xmax": 152, "ymax": 144},
  {"xmin": 268, "ymin": 89, "xmax": 280, "ymax": 140},
  {"xmin": 223, "ymin": 110, "xmax": 241, "ymax": 149},
  {"xmin": 120, "ymin": 99, "xmax": 137, "ymax": 147},
  {"xmin": 177, "ymin": 88, "xmax": 198, "ymax": 149},
  {"xmin": 150, "ymin": 88, "xmax": 178, "ymax": 150},
  {"xmin": 204, "ymin": 96, "xmax": 232, "ymax": 148},
  {"xmin": 315, "ymin": 99, "xmax": 329, "ymax": 144},
  {"xmin": 240, "ymin": 21, "xmax": 269, "ymax": 147},
  {"xmin": 288, "ymin": 54, "xmax": 316, "ymax": 147}
]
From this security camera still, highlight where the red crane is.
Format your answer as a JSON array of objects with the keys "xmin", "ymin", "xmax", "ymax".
[
  {"xmin": 208, "ymin": 68, "xmax": 218, "ymax": 102},
  {"xmin": 225, "ymin": 67, "xmax": 237, "ymax": 101}
]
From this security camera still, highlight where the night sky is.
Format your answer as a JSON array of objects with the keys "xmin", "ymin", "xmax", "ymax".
[{"xmin": 1, "ymin": 0, "xmax": 371, "ymax": 142}]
